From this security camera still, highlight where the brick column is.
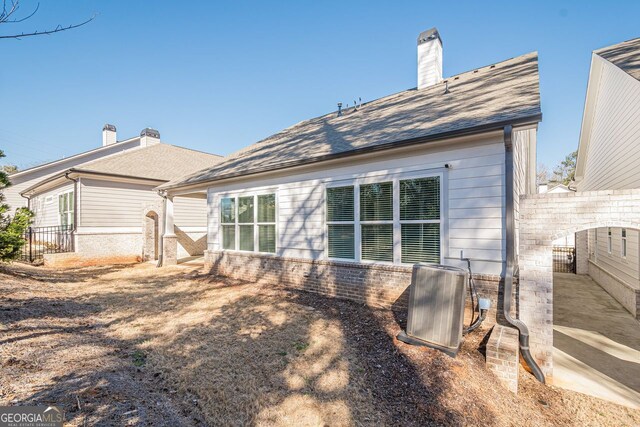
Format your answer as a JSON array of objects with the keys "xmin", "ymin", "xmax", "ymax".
[
  {"xmin": 519, "ymin": 238, "xmax": 554, "ymax": 378},
  {"xmin": 575, "ymin": 230, "xmax": 588, "ymax": 275},
  {"xmin": 162, "ymin": 196, "xmax": 178, "ymax": 266},
  {"xmin": 486, "ymin": 325, "xmax": 520, "ymax": 393}
]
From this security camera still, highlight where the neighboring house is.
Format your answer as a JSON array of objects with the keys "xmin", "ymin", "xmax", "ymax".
[
  {"xmin": 18, "ymin": 126, "xmax": 222, "ymax": 265},
  {"xmin": 157, "ymin": 28, "xmax": 541, "ymax": 313},
  {"xmin": 5, "ymin": 125, "xmax": 154, "ymax": 214},
  {"xmin": 537, "ymin": 182, "xmax": 572, "ymax": 194},
  {"xmin": 574, "ymin": 37, "xmax": 640, "ymax": 318}
]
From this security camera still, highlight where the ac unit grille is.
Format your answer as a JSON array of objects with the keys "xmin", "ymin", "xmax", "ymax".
[{"xmin": 403, "ymin": 264, "xmax": 468, "ymax": 355}]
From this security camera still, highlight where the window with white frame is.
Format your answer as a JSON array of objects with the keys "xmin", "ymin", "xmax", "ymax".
[
  {"xmin": 58, "ymin": 191, "xmax": 74, "ymax": 227},
  {"xmin": 360, "ymin": 182, "xmax": 394, "ymax": 262},
  {"xmin": 399, "ymin": 177, "xmax": 441, "ymax": 263},
  {"xmin": 326, "ymin": 174, "xmax": 442, "ymax": 264},
  {"xmin": 220, "ymin": 194, "xmax": 276, "ymax": 253},
  {"xmin": 326, "ymin": 186, "xmax": 355, "ymax": 259},
  {"xmin": 622, "ymin": 228, "xmax": 627, "ymax": 258},
  {"xmin": 607, "ymin": 227, "xmax": 612, "ymax": 254}
]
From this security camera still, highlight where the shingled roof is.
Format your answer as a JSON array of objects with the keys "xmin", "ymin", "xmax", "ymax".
[
  {"xmin": 161, "ymin": 51, "xmax": 541, "ymax": 190},
  {"xmin": 595, "ymin": 37, "xmax": 640, "ymax": 82},
  {"xmin": 75, "ymin": 143, "xmax": 222, "ymax": 181}
]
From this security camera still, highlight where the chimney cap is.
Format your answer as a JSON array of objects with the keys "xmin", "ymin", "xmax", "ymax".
[
  {"xmin": 102, "ymin": 124, "xmax": 116, "ymax": 132},
  {"xmin": 140, "ymin": 128, "xmax": 160, "ymax": 138},
  {"xmin": 417, "ymin": 27, "xmax": 442, "ymax": 46}
]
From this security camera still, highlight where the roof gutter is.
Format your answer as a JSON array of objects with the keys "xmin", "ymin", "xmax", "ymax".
[
  {"xmin": 20, "ymin": 168, "xmax": 168, "ymax": 197},
  {"xmin": 160, "ymin": 114, "xmax": 542, "ymax": 191},
  {"xmin": 503, "ymin": 124, "xmax": 545, "ymax": 384}
]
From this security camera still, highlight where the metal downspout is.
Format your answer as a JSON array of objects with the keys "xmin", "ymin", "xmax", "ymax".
[{"xmin": 503, "ymin": 125, "xmax": 545, "ymax": 384}]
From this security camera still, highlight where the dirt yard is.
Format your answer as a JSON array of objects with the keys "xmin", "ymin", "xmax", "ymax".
[{"xmin": 1, "ymin": 263, "xmax": 638, "ymax": 426}]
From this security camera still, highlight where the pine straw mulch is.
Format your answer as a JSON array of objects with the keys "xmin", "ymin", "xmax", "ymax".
[{"xmin": 0, "ymin": 262, "xmax": 638, "ymax": 426}]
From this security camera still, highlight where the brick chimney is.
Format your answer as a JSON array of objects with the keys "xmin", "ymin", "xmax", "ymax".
[
  {"xmin": 417, "ymin": 28, "xmax": 443, "ymax": 89},
  {"xmin": 102, "ymin": 124, "xmax": 117, "ymax": 146}
]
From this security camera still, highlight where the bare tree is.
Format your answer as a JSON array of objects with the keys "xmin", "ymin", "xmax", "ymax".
[
  {"xmin": 0, "ymin": 0, "xmax": 94, "ymax": 39},
  {"xmin": 536, "ymin": 163, "xmax": 550, "ymax": 185}
]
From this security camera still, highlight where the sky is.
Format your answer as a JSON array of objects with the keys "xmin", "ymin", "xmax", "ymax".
[{"xmin": 1, "ymin": 0, "xmax": 639, "ymax": 171}]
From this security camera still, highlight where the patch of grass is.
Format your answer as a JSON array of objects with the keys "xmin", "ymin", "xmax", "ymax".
[
  {"xmin": 132, "ymin": 350, "xmax": 146, "ymax": 367},
  {"xmin": 293, "ymin": 342, "xmax": 309, "ymax": 352},
  {"xmin": 277, "ymin": 351, "xmax": 287, "ymax": 356}
]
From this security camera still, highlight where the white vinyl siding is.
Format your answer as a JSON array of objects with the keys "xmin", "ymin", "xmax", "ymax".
[
  {"xmin": 30, "ymin": 182, "xmax": 74, "ymax": 227},
  {"xmin": 208, "ymin": 135, "xmax": 509, "ymax": 276},
  {"xmin": 79, "ymin": 179, "xmax": 159, "ymax": 227},
  {"xmin": 591, "ymin": 227, "xmax": 640, "ymax": 288},
  {"xmin": 578, "ymin": 56, "xmax": 640, "ymax": 191},
  {"xmin": 174, "ymin": 197, "xmax": 208, "ymax": 228}
]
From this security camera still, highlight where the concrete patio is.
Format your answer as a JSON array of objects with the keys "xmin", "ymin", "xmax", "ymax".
[{"xmin": 553, "ymin": 272, "xmax": 640, "ymax": 408}]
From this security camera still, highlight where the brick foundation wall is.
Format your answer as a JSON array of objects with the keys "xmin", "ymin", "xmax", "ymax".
[
  {"xmin": 44, "ymin": 232, "xmax": 143, "ymax": 268},
  {"xmin": 204, "ymin": 250, "xmax": 508, "ymax": 322},
  {"xmin": 486, "ymin": 325, "xmax": 520, "ymax": 393}
]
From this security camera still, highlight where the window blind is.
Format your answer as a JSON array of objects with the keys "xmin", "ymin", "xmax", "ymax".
[
  {"xmin": 361, "ymin": 224, "xmax": 393, "ymax": 262},
  {"xmin": 238, "ymin": 196, "xmax": 254, "ymax": 223},
  {"xmin": 259, "ymin": 225, "xmax": 276, "ymax": 253},
  {"xmin": 328, "ymin": 224, "xmax": 355, "ymax": 259},
  {"xmin": 257, "ymin": 194, "xmax": 276, "ymax": 223},
  {"xmin": 360, "ymin": 182, "xmax": 393, "ymax": 221},
  {"xmin": 400, "ymin": 177, "xmax": 440, "ymax": 220},
  {"xmin": 239, "ymin": 225, "xmax": 254, "ymax": 251},
  {"xmin": 401, "ymin": 223, "xmax": 440, "ymax": 263},
  {"xmin": 220, "ymin": 197, "xmax": 235, "ymax": 223},
  {"xmin": 327, "ymin": 186, "xmax": 354, "ymax": 221},
  {"xmin": 222, "ymin": 225, "xmax": 235, "ymax": 250}
]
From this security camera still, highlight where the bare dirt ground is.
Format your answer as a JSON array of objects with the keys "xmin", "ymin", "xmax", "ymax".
[{"xmin": 0, "ymin": 262, "xmax": 639, "ymax": 426}]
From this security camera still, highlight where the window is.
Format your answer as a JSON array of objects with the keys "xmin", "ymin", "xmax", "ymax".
[
  {"xmin": 622, "ymin": 228, "xmax": 627, "ymax": 258},
  {"xmin": 607, "ymin": 228, "xmax": 612, "ymax": 254},
  {"xmin": 325, "ymin": 174, "xmax": 442, "ymax": 264},
  {"xmin": 220, "ymin": 197, "xmax": 235, "ymax": 250},
  {"xmin": 360, "ymin": 182, "xmax": 393, "ymax": 262},
  {"xmin": 400, "ymin": 177, "xmax": 441, "ymax": 263},
  {"xmin": 58, "ymin": 191, "xmax": 74, "ymax": 227},
  {"xmin": 257, "ymin": 194, "xmax": 276, "ymax": 253},
  {"xmin": 326, "ymin": 186, "xmax": 355, "ymax": 259},
  {"xmin": 220, "ymin": 194, "xmax": 276, "ymax": 253}
]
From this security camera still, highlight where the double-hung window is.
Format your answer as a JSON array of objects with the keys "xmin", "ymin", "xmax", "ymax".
[
  {"xmin": 326, "ymin": 186, "xmax": 355, "ymax": 259},
  {"xmin": 399, "ymin": 177, "xmax": 441, "ymax": 263},
  {"xmin": 58, "ymin": 191, "xmax": 74, "ymax": 227},
  {"xmin": 360, "ymin": 182, "xmax": 394, "ymax": 262},
  {"xmin": 220, "ymin": 194, "xmax": 276, "ymax": 254},
  {"xmin": 326, "ymin": 174, "xmax": 442, "ymax": 264}
]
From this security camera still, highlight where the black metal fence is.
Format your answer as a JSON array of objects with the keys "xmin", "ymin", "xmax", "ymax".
[
  {"xmin": 20, "ymin": 225, "xmax": 74, "ymax": 263},
  {"xmin": 553, "ymin": 245, "xmax": 576, "ymax": 273}
]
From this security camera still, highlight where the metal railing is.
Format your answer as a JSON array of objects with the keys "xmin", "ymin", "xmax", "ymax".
[
  {"xmin": 20, "ymin": 225, "xmax": 74, "ymax": 263},
  {"xmin": 552, "ymin": 245, "xmax": 576, "ymax": 273}
]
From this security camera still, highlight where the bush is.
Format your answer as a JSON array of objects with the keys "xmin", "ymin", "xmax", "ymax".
[{"xmin": 0, "ymin": 149, "xmax": 34, "ymax": 262}]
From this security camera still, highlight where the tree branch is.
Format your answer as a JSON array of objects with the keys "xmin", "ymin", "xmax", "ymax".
[{"xmin": 0, "ymin": 13, "xmax": 95, "ymax": 39}]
